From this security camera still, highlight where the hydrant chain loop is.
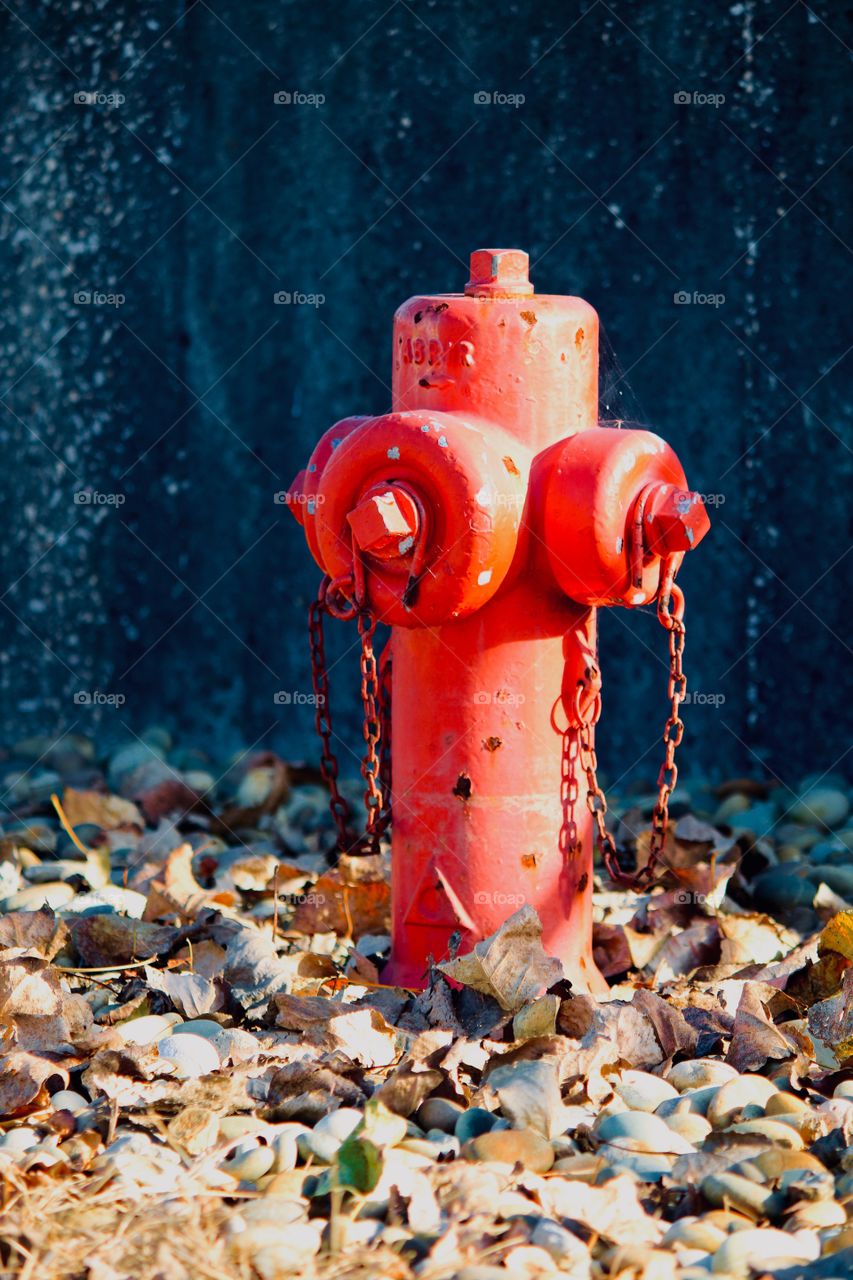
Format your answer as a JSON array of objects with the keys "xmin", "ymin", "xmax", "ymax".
[{"xmin": 308, "ymin": 579, "xmax": 355, "ymax": 851}]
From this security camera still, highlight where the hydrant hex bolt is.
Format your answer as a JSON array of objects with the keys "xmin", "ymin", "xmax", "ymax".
[
  {"xmin": 291, "ymin": 248, "xmax": 710, "ymax": 994},
  {"xmin": 465, "ymin": 248, "xmax": 534, "ymax": 297},
  {"xmin": 347, "ymin": 487, "xmax": 421, "ymax": 561},
  {"xmin": 644, "ymin": 483, "xmax": 712, "ymax": 557}
]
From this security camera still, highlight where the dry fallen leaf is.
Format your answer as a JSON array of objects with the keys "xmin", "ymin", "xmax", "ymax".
[
  {"xmin": 436, "ymin": 906, "xmax": 563, "ymax": 1013},
  {"xmin": 61, "ymin": 787, "xmax": 144, "ymax": 831}
]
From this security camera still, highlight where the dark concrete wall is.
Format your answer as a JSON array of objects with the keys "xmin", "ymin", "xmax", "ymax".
[{"xmin": 1, "ymin": 0, "xmax": 850, "ymax": 786}]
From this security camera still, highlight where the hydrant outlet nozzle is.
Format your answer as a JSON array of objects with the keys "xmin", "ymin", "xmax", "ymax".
[
  {"xmin": 642, "ymin": 482, "xmax": 711, "ymax": 558},
  {"xmin": 347, "ymin": 485, "xmax": 421, "ymax": 561}
]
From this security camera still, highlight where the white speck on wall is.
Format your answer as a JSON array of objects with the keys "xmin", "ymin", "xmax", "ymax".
[{"xmin": 477, "ymin": 569, "xmax": 493, "ymax": 586}]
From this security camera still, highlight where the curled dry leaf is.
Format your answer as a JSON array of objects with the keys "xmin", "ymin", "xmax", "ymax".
[
  {"xmin": 268, "ymin": 992, "xmax": 397, "ymax": 1066},
  {"xmin": 725, "ymin": 982, "xmax": 801, "ymax": 1072},
  {"xmin": 0, "ymin": 907, "xmax": 69, "ymax": 960},
  {"xmin": 61, "ymin": 787, "xmax": 144, "ymax": 831},
  {"xmin": 142, "ymin": 966, "xmax": 225, "ymax": 1018},
  {"xmin": 437, "ymin": 906, "xmax": 563, "ymax": 1013},
  {"xmin": 0, "ymin": 1048, "xmax": 70, "ymax": 1116},
  {"xmin": 69, "ymin": 914, "xmax": 180, "ymax": 967},
  {"xmin": 291, "ymin": 853, "xmax": 391, "ymax": 940}
]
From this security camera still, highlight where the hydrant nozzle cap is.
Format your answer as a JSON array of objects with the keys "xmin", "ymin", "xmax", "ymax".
[{"xmin": 465, "ymin": 248, "xmax": 534, "ymax": 298}]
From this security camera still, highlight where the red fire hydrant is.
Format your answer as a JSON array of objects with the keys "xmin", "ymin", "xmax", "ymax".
[{"xmin": 289, "ymin": 249, "xmax": 710, "ymax": 992}]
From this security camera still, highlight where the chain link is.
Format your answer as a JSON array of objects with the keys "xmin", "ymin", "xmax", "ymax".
[
  {"xmin": 308, "ymin": 579, "xmax": 354, "ymax": 851},
  {"xmin": 574, "ymin": 555, "xmax": 687, "ymax": 887},
  {"xmin": 308, "ymin": 574, "xmax": 392, "ymax": 855}
]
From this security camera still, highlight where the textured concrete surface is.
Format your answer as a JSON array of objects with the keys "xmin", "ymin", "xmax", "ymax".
[{"xmin": 0, "ymin": 1, "xmax": 850, "ymax": 786}]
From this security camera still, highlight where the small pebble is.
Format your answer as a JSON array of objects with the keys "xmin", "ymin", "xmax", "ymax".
[
  {"xmin": 416, "ymin": 1096, "xmax": 464, "ymax": 1134},
  {"xmin": 1, "ymin": 882, "xmax": 76, "ymax": 911},
  {"xmin": 597, "ymin": 1110, "xmax": 695, "ymax": 1154},
  {"xmin": 297, "ymin": 1107, "xmax": 362, "ymax": 1163},
  {"xmin": 157, "ymin": 1033, "xmax": 219, "ymax": 1079},
  {"xmin": 787, "ymin": 788, "xmax": 849, "ymax": 828},
  {"xmin": 50, "ymin": 1090, "xmax": 89, "ymax": 1114},
  {"xmin": 707, "ymin": 1074, "xmax": 778, "ymax": 1128},
  {"xmin": 702, "ymin": 1171, "xmax": 785, "ymax": 1219},
  {"xmin": 614, "ymin": 1069, "xmax": 678, "ymax": 1113},
  {"xmin": 115, "ymin": 1013, "xmax": 182, "ymax": 1046},
  {"xmin": 171, "ymin": 1019, "xmax": 223, "ymax": 1040},
  {"xmin": 464, "ymin": 1128, "xmax": 555, "ymax": 1173},
  {"xmin": 455, "ymin": 1107, "xmax": 498, "ymax": 1143},
  {"xmin": 223, "ymin": 1144, "xmax": 276, "ymax": 1183},
  {"xmin": 711, "ymin": 1227, "xmax": 819, "ymax": 1276},
  {"xmin": 666, "ymin": 1060, "xmax": 739, "ymax": 1092}
]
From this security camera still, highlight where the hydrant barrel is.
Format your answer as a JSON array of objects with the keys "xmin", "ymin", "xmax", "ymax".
[{"xmin": 290, "ymin": 249, "xmax": 710, "ymax": 993}]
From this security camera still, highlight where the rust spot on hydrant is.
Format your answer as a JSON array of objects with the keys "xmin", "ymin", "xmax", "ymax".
[
  {"xmin": 453, "ymin": 773, "xmax": 472, "ymax": 800},
  {"xmin": 482, "ymin": 736, "xmax": 502, "ymax": 752},
  {"xmin": 520, "ymin": 310, "xmax": 538, "ymax": 327},
  {"xmin": 521, "ymin": 852, "xmax": 538, "ymax": 869},
  {"xmin": 575, "ymin": 327, "xmax": 585, "ymax": 348},
  {"xmin": 501, "ymin": 456, "xmax": 520, "ymax": 476}
]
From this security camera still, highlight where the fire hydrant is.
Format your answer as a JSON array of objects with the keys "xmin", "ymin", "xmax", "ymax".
[{"xmin": 288, "ymin": 249, "xmax": 710, "ymax": 992}]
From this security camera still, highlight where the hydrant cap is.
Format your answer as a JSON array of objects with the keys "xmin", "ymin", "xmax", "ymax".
[{"xmin": 465, "ymin": 248, "xmax": 534, "ymax": 297}]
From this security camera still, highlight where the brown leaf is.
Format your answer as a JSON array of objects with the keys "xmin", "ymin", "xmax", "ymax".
[
  {"xmin": 436, "ymin": 906, "xmax": 563, "ymax": 1013},
  {"xmin": 70, "ymin": 914, "xmax": 180, "ymax": 966},
  {"xmin": 0, "ymin": 1049, "xmax": 69, "ymax": 1117},
  {"xmin": 374, "ymin": 1062, "xmax": 444, "ymax": 1116},
  {"xmin": 268, "ymin": 992, "xmax": 396, "ymax": 1066},
  {"xmin": 142, "ymin": 967, "xmax": 225, "ymax": 1018},
  {"xmin": 291, "ymin": 857, "xmax": 391, "ymax": 940},
  {"xmin": 142, "ymin": 843, "xmax": 215, "ymax": 922},
  {"xmin": 0, "ymin": 953, "xmax": 104, "ymax": 1056},
  {"xmin": 631, "ymin": 988, "xmax": 699, "ymax": 1060},
  {"xmin": 726, "ymin": 982, "xmax": 799, "ymax": 1072},
  {"xmin": 718, "ymin": 912, "xmax": 799, "ymax": 967},
  {"xmin": 265, "ymin": 1054, "xmax": 367, "ymax": 1122},
  {"xmin": 214, "ymin": 751, "xmax": 290, "ymax": 832},
  {"xmin": 61, "ymin": 787, "xmax": 144, "ymax": 831},
  {"xmin": 0, "ymin": 908, "xmax": 69, "ymax": 960}
]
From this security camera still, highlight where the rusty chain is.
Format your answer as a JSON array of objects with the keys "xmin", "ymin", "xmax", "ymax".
[
  {"xmin": 308, "ymin": 572, "xmax": 392, "ymax": 855},
  {"xmin": 574, "ymin": 554, "xmax": 687, "ymax": 887}
]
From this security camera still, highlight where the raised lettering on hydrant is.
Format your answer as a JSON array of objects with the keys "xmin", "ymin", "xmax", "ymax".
[{"xmin": 288, "ymin": 249, "xmax": 710, "ymax": 992}]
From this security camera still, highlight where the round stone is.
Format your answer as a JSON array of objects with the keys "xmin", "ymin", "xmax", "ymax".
[
  {"xmin": 464, "ymin": 1128, "xmax": 555, "ymax": 1173},
  {"xmin": 157, "ymin": 1033, "xmax": 219, "ymax": 1079}
]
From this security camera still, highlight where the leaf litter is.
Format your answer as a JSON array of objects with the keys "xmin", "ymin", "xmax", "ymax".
[{"xmin": 0, "ymin": 735, "xmax": 851, "ymax": 1277}]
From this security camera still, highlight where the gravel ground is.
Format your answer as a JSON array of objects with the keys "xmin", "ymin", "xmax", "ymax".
[{"xmin": 0, "ymin": 729, "xmax": 852, "ymax": 1280}]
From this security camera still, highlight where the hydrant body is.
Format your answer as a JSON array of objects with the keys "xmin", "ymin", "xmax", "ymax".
[{"xmin": 290, "ymin": 250, "xmax": 709, "ymax": 992}]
